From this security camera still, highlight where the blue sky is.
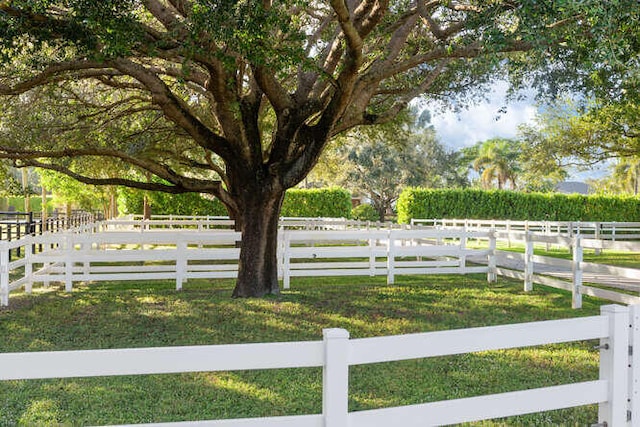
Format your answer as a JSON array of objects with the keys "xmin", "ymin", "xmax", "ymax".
[
  {"xmin": 428, "ymin": 82, "xmax": 607, "ymax": 181},
  {"xmin": 429, "ymin": 80, "xmax": 537, "ymax": 150}
]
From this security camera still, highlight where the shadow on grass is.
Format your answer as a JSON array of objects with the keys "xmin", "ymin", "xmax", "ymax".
[{"xmin": 0, "ymin": 274, "xmax": 605, "ymax": 425}]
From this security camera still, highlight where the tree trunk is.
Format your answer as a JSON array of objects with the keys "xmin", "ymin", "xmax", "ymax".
[
  {"xmin": 143, "ymin": 195, "xmax": 151, "ymax": 220},
  {"xmin": 232, "ymin": 188, "xmax": 285, "ymax": 297}
]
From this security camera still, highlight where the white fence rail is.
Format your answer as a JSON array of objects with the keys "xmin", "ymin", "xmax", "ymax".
[
  {"xmin": 2, "ymin": 218, "xmax": 638, "ymax": 308},
  {"xmin": 490, "ymin": 230, "xmax": 640, "ymax": 308},
  {"xmin": 1, "ymin": 228, "xmax": 495, "ymax": 306},
  {"xmin": 111, "ymin": 215, "xmax": 406, "ymax": 232},
  {"xmin": 412, "ymin": 218, "xmax": 640, "ymax": 242},
  {"xmin": 1, "ymin": 304, "xmax": 637, "ymax": 426}
]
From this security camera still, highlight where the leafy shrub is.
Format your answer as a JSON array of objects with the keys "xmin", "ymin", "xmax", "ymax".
[
  {"xmin": 119, "ymin": 187, "xmax": 353, "ymax": 218},
  {"xmin": 118, "ymin": 189, "xmax": 228, "ymax": 216},
  {"xmin": 351, "ymin": 203, "xmax": 379, "ymax": 221},
  {"xmin": 281, "ymin": 187, "xmax": 352, "ymax": 218},
  {"xmin": 397, "ymin": 188, "xmax": 640, "ymax": 223}
]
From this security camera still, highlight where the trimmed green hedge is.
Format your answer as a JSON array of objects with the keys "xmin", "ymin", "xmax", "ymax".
[
  {"xmin": 397, "ymin": 188, "xmax": 640, "ymax": 223},
  {"xmin": 118, "ymin": 190, "xmax": 228, "ymax": 216},
  {"xmin": 1, "ymin": 196, "xmax": 43, "ymax": 213},
  {"xmin": 119, "ymin": 187, "xmax": 352, "ymax": 218},
  {"xmin": 281, "ymin": 187, "xmax": 352, "ymax": 218},
  {"xmin": 351, "ymin": 203, "xmax": 380, "ymax": 221}
]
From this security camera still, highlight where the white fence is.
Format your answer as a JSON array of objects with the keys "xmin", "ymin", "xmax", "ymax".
[
  {"xmin": 1, "ymin": 228, "xmax": 496, "ymax": 306},
  {"xmin": 107, "ymin": 215, "xmax": 406, "ymax": 232},
  {"xmin": 0, "ymin": 304, "xmax": 636, "ymax": 426},
  {"xmin": 3, "ymin": 221, "xmax": 640, "ymax": 308},
  {"xmin": 412, "ymin": 218, "xmax": 640, "ymax": 242},
  {"xmin": 490, "ymin": 230, "xmax": 640, "ymax": 308}
]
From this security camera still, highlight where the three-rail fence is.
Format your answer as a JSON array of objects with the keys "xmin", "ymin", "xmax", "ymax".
[{"xmin": 0, "ymin": 304, "xmax": 637, "ymax": 426}]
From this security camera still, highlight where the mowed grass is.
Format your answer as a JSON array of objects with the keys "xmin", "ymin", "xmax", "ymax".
[
  {"xmin": 0, "ymin": 274, "xmax": 608, "ymax": 426},
  {"xmin": 492, "ymin": 240, "xmax": 640, "ymax": 268}
]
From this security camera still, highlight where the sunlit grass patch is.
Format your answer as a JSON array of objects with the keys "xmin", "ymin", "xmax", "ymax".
[{"xmin": 0, "ymin": 274, "xmax": 607, "ymax": 425}]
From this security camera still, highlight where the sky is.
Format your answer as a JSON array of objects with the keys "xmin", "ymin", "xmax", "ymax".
[
  {"xmin": 427, "ymin": 81, "xmax": 607, "ymax": 182},
  {"xmin": 429, "ymin": 80, "xmax": 537, "ymax": 151}
]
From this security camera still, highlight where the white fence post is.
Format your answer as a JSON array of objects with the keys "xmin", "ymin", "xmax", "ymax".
[
  {"xmin": 368, "ymin": 231, "xmax": 376, "ymax": 277},
  {"xmin": 545, "ymin": 221, "xmax": 551, "ymax": 252},
  {"xmin": 572, "ymin": 236, "xmax": 583, "ymax": 309},
  {"xmin": 81, "ymin": 241, "xmax": 90, "ymax": 282},
  {"xmin": 599, "ymin": 304, "xmax": 629, "ymax": 426},
  {"xmin": 386, "ymin": 230, "xmax": 395, "ymax": 285},
  {"xmin": 283, "ymin": 232, "xmax": 291, "ymax": 290},
  {"xmin": 459, "ymin": 232, "xmax": 467, "ymax": 271},
  {"xmin": 64, "ymin": 234, "xmax": 74, "ymax": 292},
  {"xmin": 176, "ymin": 240, "xmax": 187, "ymax": 291},
  {"xmin": 323, "ymin": 328, "xmax": 349, "ymax": 427},
  {"xmin": 629, "ymin": 304, "xmax": 640, "ymax": 426},
  {"xmin": 24, "ymin": 240, "xmax": 33, "ymax": 294},
  {"xmin": 277, "ymin": 229, "xmax": 284, "ymax": 280},
  {"xmin": 524, "ymin": 231, "xmax": 533, "ymax": 292},
  {"xmin": 1, "ymin": 242, "xmax": 9, "ymax": 306},
  {"xmin": 595, "ymin": 222, "xmax": 602, "ymax": 255},
  {"xmin": 487, "ymin": 230, "xmax": 497, "ymax": 283}
]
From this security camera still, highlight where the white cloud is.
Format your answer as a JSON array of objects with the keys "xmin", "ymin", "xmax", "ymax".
[{"xmin": 430, "ymin": 81, "xmax": 537, "ymax": 150}]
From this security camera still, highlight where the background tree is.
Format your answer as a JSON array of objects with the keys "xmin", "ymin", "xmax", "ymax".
[
  {"xmin": 613, "ymin": 157, "xmax": 640, "ymax": 196},
  {"xmin": 39, "ymin": 170, "xmax": 118, "ymax": 217},
  {"xmin": 586, "ymin": 157, "xmax": 640, "ymax": 196},
  {"xmin": 0, "ymin": 1, "xmax": 637, "ymax": 297},
  {"xmin": 471, "ymin": 138, "xmax": 520, "ymax": 190},
  {"xmin": 520, "ymin": 99, "xmax": 638, "ymax": 165},
  {"xmin": 0, "ymin": 162, "xmax": 24, "ymax": 210},
  {"xmin": 339, "ymin": 119, "xmax": 461, "ymax": 221}
]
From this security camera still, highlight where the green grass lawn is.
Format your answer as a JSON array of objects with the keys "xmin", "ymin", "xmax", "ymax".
[
  {"xmin": 0, "ymin": 275, "xmax": 608, "ymax": 426},
  {"xmin": 493, "ymin": 240, "xmax": 640, "ymax": 268}
]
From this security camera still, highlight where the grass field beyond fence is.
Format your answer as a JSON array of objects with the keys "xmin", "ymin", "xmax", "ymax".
[{"xmin": 0, "ymin": 274, "xmax": 606, "ymax": 425}]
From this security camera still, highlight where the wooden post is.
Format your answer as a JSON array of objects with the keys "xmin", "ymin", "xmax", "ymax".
[
  {"xmin": 323, "ymin": 328, "xmax": 349, "ymax": 427},
  {"xmin": 524, "ymin": 231, "xmax": 533, "ymax": 292},
  {"xmin": 598, "ymin": 304, "xmax": 629, "ymax": 426},
  {"xmin": 571, "ymin": 236, "xmax": 583, "ymax": 309}
]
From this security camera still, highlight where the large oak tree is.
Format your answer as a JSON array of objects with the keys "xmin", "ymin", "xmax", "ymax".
[{"xmin": 0, "ymin": 1, "xmax": 636, "ymax": 296}]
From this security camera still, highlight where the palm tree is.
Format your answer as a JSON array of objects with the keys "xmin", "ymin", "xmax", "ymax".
[
  {"xmin": 472, "ymin": 138, "xmax": 521, "ymax": 190},
  {"xmin": 613, "ymin": 157, "xmax": 640, "ymax": 195}
]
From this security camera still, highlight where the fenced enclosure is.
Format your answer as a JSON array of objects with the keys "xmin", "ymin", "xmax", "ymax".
[
  {"xmin": 0, "ymin": 210, "xmax": 100, "ymax": 255},
  {"xmin": 412, "ymin": 218, "xmax": 640, "ymax": 243},
  {"xmin": 488, "ymin": 229, "xmax": 640, "ymax": 308},
  {"xmin": 2, "ymin": 216, "xmax": 640, "ymax": 308},
  {"xmin": 0, "ymin": 304, "xmax": 636, "ymax": 426},
  {"xmin": 1, "ymin": 227, "xmax": 497, "ymax": 306}
]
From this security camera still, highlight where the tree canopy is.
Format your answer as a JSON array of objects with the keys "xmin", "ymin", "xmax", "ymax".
[
  {"xmin": 0, "ymin": 0, "xmax": 638, "ymax": 296},
  {"xmin": 340, "ymin": 119, "xmax": 461, "ymax": 220}
]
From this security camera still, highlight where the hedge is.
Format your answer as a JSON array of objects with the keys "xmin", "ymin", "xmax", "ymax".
[
  {"xmin": 397, "ymin": 188, "xmax": 640, "ymax": 223},
  {"xmin": 1, "ymin": 196, "xmax": 43, "ymax": 213},
  {"xmin": 281, "ymin": 187, "xmax": 352, "ymax": 218},
  {"xmin": 119, "ymin": 187, "xmax": 353, "ymax": 218},
  {"xmin": 118, "ymin": 190, "xmax": 228, "ymax": 216}
]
